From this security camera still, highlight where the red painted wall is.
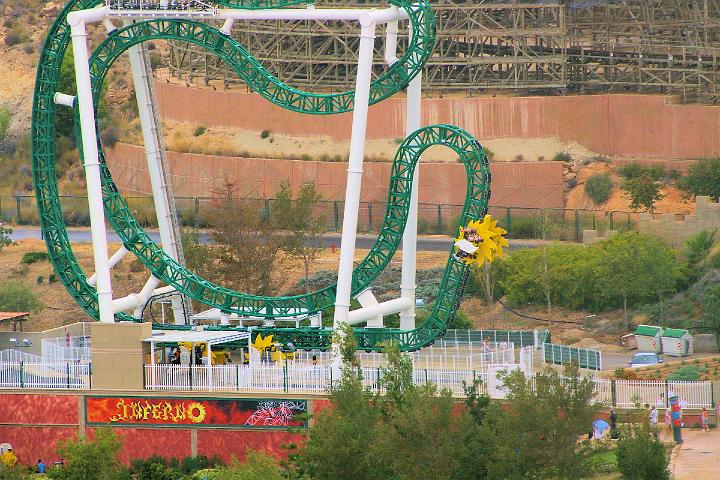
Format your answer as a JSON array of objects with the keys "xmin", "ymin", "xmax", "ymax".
[
  {"xmin": 0, "ymin": 393, "xmax": 78, "ymax": 425},
  {"xmin": 0, "ymin": 426, "xmax": 77, "ymax": 466},
  {"xmin": 87, "ymin": 427, "xmax": 193, "ymax": 464},
  {"xmin": 197, "ymin": 430, "xmax": 303, "ymax": 464}
]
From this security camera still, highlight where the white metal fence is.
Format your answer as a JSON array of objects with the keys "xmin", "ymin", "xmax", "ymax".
[
  {"xmin": 0, "ymin": 349, "xmax": 42, "ymax": 363},
  {"xmin": 41, "ymin": 336, "xmax": 92, "ymax": 363},
  {"xmin": 143, "ymin": 363, "xmax": 713, "ymax": 407},
  {"xmin": 0, "ymin": 362, "xmax": 91, "ymax": 389},
  {"xmin": 291, "ymin": 343, "xmax": 515, "ymax": 371}
]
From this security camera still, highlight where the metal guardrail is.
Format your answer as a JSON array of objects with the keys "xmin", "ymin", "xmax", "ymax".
[{"xmin": 0, "ymin": 362, "xmax": 91, "ymax": 389}]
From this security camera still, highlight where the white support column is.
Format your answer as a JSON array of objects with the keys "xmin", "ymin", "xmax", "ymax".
[
  {"xmin": 125, "ymin": 20, "xmax": 185, "ymax": 324},
  {"xmin": 332, "ymin": 19, "xmax": 376, "ymax": 367},
  {"xmin": 206, "ymin": 343, "xmax": 213, "ymax": 390},
  {"xmin": 68, "ymin": 11, "xmax": 114, "ymax": 323},
  {"xmin": 399, "ymin": 70, "xmax": 423, "ymax": 330}
]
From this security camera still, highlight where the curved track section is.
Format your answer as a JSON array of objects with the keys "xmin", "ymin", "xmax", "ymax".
[{"xmin": 32, "ymin": 1, "xmax": 490, "ymax": 350}]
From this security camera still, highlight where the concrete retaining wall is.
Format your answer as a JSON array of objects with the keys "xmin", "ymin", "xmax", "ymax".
[
  {"xmin": 108, "ymin": 142, "xmax": 565, "ymax": 208},
  {"xmin": 155, "ymin": 83, "xmax": 720, "ymax": 160}
]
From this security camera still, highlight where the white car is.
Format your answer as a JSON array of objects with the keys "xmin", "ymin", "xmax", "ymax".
[{"xmin": 628, "ymin": 352, "xmax": 663, "ymax": 368}]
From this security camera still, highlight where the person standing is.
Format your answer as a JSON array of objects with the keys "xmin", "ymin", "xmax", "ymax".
[
  {"xmin": 37, "ymin": 459, "xmax": 46, "ymax": 475},
  {"xmin": 649, "ymin": 406, "xmax": 658, "ymax": 427}
]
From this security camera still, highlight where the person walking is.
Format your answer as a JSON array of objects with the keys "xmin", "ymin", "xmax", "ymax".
[{"xmin": 702, "ymin": 407, "xmax": 710, "ymax": 432}]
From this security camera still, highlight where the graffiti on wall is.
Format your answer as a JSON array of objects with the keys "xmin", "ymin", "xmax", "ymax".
[{"xmin": 86, "ymin": 396, "xmax": 307, "ymax": 429}]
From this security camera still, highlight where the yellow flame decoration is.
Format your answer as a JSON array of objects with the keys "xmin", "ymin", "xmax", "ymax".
[
  {"xmin": 251, "ymin": 333, "xmax": 274, "ymax": 353},
  {"xmin": 453, "ymin": 215, "xmax": 508, "ymax": 265}
]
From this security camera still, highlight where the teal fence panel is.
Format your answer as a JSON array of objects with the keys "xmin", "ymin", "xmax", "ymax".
[{"xmin": 543, "ymin": 343, "xmax": 602, "ymax": 371}]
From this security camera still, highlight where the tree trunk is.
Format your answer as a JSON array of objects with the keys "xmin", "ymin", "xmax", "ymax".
[{"xmin": 623, "ymin": 295, "xmax": 628, "ymax": 330}]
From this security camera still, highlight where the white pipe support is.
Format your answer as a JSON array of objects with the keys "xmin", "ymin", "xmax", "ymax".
[
  {"xmin": 102, "ymin": 17, "xmax": 117, "ymax": 33},
  {"xmin": 384, "ymin": 20, "xmax": 399, "ymax": 66},
  {"xmin": 53, "ymin": 93, "xmax": 75, "ymax": 108},
  {"xmin": 87, "ymin": 246, "xmax": 129, "ymax": 286},
  {"xmin": 67, "ymin": 6, "xmax": 109, "ymax": 26},
  {"xmin": 332, "ymin": 21, "xmax": 377, "ymax": 328},
  {"xmin": 69, "ymin": 16, "xmax": 115, "ymax": 323},
  {"xmin": 399, "ymin": 70, "xmax": 423, "ymax": 331},
  {"xmin": 355, "ymin": 288, "xmax": 383, "ymax": 327},
  {"xmin": 215, "ymin": 7, "xmax": 406, "ymax": 24},
  {"xmin": 132, "ymin": 275, "xmax": 162, "ymax": 317},
  {"xmin": 219, "ymin": 18, "xmax": 234, "ymax": 35},
  {"xmin": 347, "ymin": 298, "xmax": 413, "ymax": 325},
  {"xmin": 113, "ymin": 285, "xmax": 175, "ymax": 314}
]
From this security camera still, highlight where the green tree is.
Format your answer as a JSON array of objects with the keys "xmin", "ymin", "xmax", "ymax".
[
  {"xmin": 482, "ymin": 363, "xmax": 600, "ymax": 480},
  {"xmin": 597, "ymin": 233, "xmax": 680, "ymax": 328},
  {"xmin": 204, "ymin": 182, "xmax": 282, "ymax": 295},
  {"xmin": 0, "ymin": 282, "xmax": 43, "ymax": 312},
  {"xmin": 701, "ymin": 284, "xmax": 720, "ymax": 350},
  {"xmin": 621, "ymin": 173, "xmax": 663, "ymax": 212},
  {"xmin": 270, "ymin": 180, "xmax": 326, "ymax": 290},
  {"xmin": 0, "ymin": 463, "xmax": 32, "ymax": 480},
  {"xmin": 678, "ymin": 157, "xmax": 720, "ymax": 201},
  {"xmin": 616, "ymin": 421, "xmax": 669, "ymax": 480},
  {"xmin": 48, "ymin": 428, "xmax": 130, "ymax": 480}
]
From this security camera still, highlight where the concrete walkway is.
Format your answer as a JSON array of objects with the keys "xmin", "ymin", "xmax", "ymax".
[{"xmin": 671, "ymin": 429, "xmax": 720, "ymax": 480}]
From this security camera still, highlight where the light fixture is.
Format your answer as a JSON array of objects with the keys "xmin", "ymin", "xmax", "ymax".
[
  {"xmin": 8, "ymin": 338, "xmax": 18, "ymax": 346},
  {"xmin": 21, "ymin": 338, "xmax": 32, "ymax": 347}
]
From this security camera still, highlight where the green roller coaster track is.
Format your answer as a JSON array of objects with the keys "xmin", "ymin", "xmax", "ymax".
[{"xmin": 31, "ymin": 0, "xmax": 491, "ymax": 351}]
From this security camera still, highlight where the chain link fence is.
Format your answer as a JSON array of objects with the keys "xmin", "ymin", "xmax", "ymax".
[{"xmin": 0, "ymin": 194, "xmax": 639, "ymax": 242}]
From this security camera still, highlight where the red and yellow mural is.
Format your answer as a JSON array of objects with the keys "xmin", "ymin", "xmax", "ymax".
[{"xmin": 86, "ymin": 397, "xmax": 307, "ymax": 428}]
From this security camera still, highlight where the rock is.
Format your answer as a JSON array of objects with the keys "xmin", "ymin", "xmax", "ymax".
[
  {"xmin": 565, "ymin": 177, "xmax": 578, "ymax": 189},
  {"xmin": 569, "ymin": 164, "xmax": 579, "ymax": 173},
  {"xmin": 563, "ymin": 171, "xmax": 577, "ymax": 181}
]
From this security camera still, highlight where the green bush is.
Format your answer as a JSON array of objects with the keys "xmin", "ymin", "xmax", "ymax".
[
  {"xmin": 48, "ymin": 428, "xmax": 131, "ymax": 480},
  {"xmin": 260, "ymin": 129, "xmax": 271, "ymax": 139},
  {"xmin": 553, "ymin": 151, "xmax": 573, "ymax": 162},
  {"xmin": 180, "ymin": 455, "xmax": 224, "ymax": 475},
  {"xmin": 678, "ymin": 157, "xmax": 720, "ymax": 200},
  {"xmin": 193, "ymin": 126, "xmax": 206, "ymax": 137},
  {"xmin": 621, "ymin": 173, "xmax": 663, "ymax": 212},
  {"xmin": 498, "ymin": 233, "xmax": 681, "ymax": 313},
  {"xmin": 667, "ymin": 365, "xmax": 702, "ymax": 381},
  {"xmin": 616, "ymin": 422, "xmax": 669, "ymax": 480},
  {"xmin": 0, "ymin": 107, "xmax": 11, "ymax": 144},
  {"xmin": 21, "ymin": 251, "xmax": 49, "ymax": 264},
  {"xmin": 449, "ymin": 309, "xmax": 473, "ymax": 330},
  {"xmin": 584, "ymin": 173, "xmax": 614, "ymax": 204},
  {"xmin": 48, "ymin": 273, "xmax": 58, "ymax": 284},
  {"xmin": 0, "ymin": 282, "xmax": 43, "ymax": 312}
]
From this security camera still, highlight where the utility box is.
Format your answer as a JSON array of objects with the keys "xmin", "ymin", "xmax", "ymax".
[
  {"xmin": 661, "ymin": 328, "xmax": 694, "ymax": 357},
  {"xmin": 633, "ymin": 325, "xmax": 663, "ymax": 353}
]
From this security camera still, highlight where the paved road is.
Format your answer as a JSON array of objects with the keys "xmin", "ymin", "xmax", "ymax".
[
  {"xmin": 9, "ymin": 226, "xmax": 547, "ymax": 252},
  {"xmin": 671, "ymin": 429, "xmax": 720, "ymax": 480}
]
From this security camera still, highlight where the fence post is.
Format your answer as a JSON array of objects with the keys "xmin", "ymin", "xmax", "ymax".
[
  {"xmin": 283, "ymin": 360, "xmax": 289, "ymax": 393},
  {"xmin": 611, "ymin": 379, "xmax": 617, "ymax": 407},
  {"xmin": 194, "ymin": 197, "xmax": 200, "ymax": 226},
  {"xmin": 665, "ymin": 381, "xmax": 670, "ymax": 408},
  {"xmin": 425, "ymin": 368, "xmax": 429, "ymax": 384},
  {"xmin": 609, "ymin": 211, "xmax": 614, "ymax": 231},
  {"xmin": 505, "ymin": 207, "xmax": 511, "ymax": 235},
  {"xmin": 236, "ymin": 364, "xmax": 240, "ymax": 391},
  {"xmin": 67, "ymin": 362, "xmax": 71, "ymax": 389},
  {"xmin": 15, "ymin": 195, "xmax": 21, "ymax": 224},
  {"xmin": 20, "ymin": 361, "xmax": 24, "ymax": 388},
  {"xmin": 333, "ymin": 201, "xmax": 339, "ymax": 231},
  {"xmin": 437, "ymin": 204, "xmax": 443, "ymax": 233},
  {"xmin": 574, "ymin": 209, "xmax": 580, "ymax": 242},
  {"xmin": 189, "ymin": 365, "xmax": 193, "ymax": 391},
  {"xmin": 368, "ymin": 202, "xmax": 373, "ymax": 231}
]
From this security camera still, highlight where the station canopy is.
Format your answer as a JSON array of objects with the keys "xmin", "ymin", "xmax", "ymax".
[{"xmin": 142, "ymin": 330, "xmax": 250, "ymax": 346}]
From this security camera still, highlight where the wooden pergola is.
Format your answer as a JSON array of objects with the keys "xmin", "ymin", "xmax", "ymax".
[{"xmin": 0, "ymin": 312, "xmax": 30, "ymax": 332}]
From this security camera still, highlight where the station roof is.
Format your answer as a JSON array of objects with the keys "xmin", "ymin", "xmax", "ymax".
[{"xmin": 142, "ymin": 330, "xmax": 250, "ymax": 346}]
